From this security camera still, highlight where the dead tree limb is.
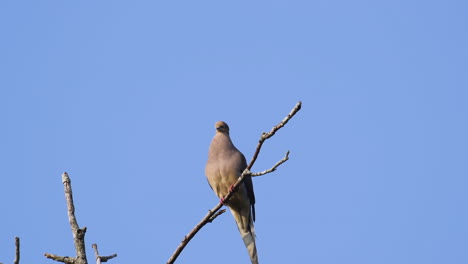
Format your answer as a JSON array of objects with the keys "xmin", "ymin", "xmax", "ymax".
[
  {"xmin": 63, "ymin": 172, "xmax": 88, "ymax": 263},
  {"xmin": 44, "ymin": 172, "xmax": 116, "ymax": 264},
  {"xmin": 14, "ymin": 237, "xmax": 20, "ymax": 264},
  {"xmin": 43, "ymin": 254, "xmax": 74, "ymax": 264},
  {"xmin": 1, "ymin": 237, "xmax": 21, "ymax": 264},
  {"xmin": 166, "ymin": 101, "xmax": 302, "ymax": 264},
  {"xmin": 91, "ymin": 244, "xmax": 117, "ymax": 264},
  {"xmin": 44, "ymin": 172, "xmax": 88, "ymax": 264}
]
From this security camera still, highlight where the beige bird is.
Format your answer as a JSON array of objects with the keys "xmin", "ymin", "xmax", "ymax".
[{"xmin": 205, "ymin": 121, "xmax": 258, "ymax": 264}]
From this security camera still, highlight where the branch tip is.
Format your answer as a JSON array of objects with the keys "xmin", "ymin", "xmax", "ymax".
[
  {"xmin": 208, "ymin": 209, "xmax": 226, "ymax": 223},
  {"xmin": 14, "ymin": 237, "xmax": 20, "ymax": 264}
]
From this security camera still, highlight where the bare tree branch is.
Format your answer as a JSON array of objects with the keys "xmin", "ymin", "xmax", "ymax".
[
  {"xmin": 0, "ymin": 237, "xmax": 20, "ymax": 264},
  {"xmin": 247, "ymin": 100, "xmax": 301, "ymax": 170},
  {"xmin": 63, "ymin": 172, "xmax": 88, "ymax": 264},
  {"xmin": 92, "ymin": 244, "xmax": 117, "ymax": 264},
  {"xmin": 207, "ymin": 209, "xmax": 226, "ymax": 223},
  {"xmin": 44, "ymin": 172, "xmax": 88, "ymax": 264},
  {"xmin": 44, "ymin": 172, "xmax": 117, "ymax": 264},
  {"xmin": 166, "ymin": 101, "xmax": 302, "ymax": 264},
  {"xmin": 44, "ymin": 253, "xmax": 75, "ymax": 264},
  {"xmin": 14, "ymin": 237, "xmax": 19, "ymax": 264},
  {"xmin": 92, "ymin": 244, "xmax": 101, "ymax": 264},
  {"xmin": 251, "ymin": 150, "xmax": 290, "ymax": 177}
]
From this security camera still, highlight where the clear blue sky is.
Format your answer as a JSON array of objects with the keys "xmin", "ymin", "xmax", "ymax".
[{"xmin": 1, "ymin": 1, "xmax": 467, "ymax": 263}]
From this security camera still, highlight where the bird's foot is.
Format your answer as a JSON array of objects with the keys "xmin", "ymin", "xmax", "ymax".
[{"xmin": 229, "ymin": 184, "xmax": 235, "ymax": 192}]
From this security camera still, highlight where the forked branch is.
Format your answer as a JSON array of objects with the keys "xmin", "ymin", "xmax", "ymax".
[
  {"xmin": 166, "ymin": 101, "xmax": 302, "ymax": 264},
  {"xmin": 44, "ymin": 172, "xmax": 116, "ymax": 264},
  {"xmin": 251, "ymin": 150, "xmax": 290, "ymax": 177},
  {"xmin": 92, "ymin": 244, "xmax": 117, "ymax": 264},
  {"xmin": 44, "ymin": 172, "xmax": 88, "ymax": 264}
]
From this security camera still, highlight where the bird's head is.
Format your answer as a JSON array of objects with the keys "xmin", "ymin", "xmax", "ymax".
[{"xmin": 215, "ymin": 121, "xmax": 230, "ymax": 134}]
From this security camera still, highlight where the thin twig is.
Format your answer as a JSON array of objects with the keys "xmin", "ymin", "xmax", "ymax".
[
  {"xmin": 166, "ymin": 203, "xmax": 225, "ymax": 264},
  {"xmin": 247, "ymin": 101, "xmax": 301, "ymax": 170},
  {"xmin": 92, "ymin": 244, "xmax": 101, "ymax": 264},
  {"xmin": 251, "ymin": 151, "xmax": 290, "ymax": 177},
  {"xmin": 166, "ymin": 101, "xmax": 302, "ymax": 264},
  {"xmin": 44, "ymin": 254, "xmax": 74, "ymax": 264},
  {"xmin": 98, "ymin": 253, "xmax": 117, "ymax": 262},
  {"xmin": 14, "ymin": 237, "xmax": 20, "ymax": 264},
  {"xmin": 92, "ymin": 244, "xmax": 117, "ymax": 264},
  {"xmin": 207, "ymin": 209, "xmax": 226, "ymax": 223}
]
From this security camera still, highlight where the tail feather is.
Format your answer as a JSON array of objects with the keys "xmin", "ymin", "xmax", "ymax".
[
  {"xmin": 241, "ymin": 230, "xmax": 258, "ymax": 264},
  {"xmin": 230, "ymin": 207, "xmax": 259, "ymax": 264}
]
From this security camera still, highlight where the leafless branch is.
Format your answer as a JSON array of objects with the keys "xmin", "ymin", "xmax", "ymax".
[
  {"xmin": 14, "ymin": 237, "xmax": 20, "ymax": 264},
  {"xmin": 166, "ymin": 101, "xmax": 302, "ymax": 264},
  {"xmin": 63, "ymin": 172, "xmax": 88, "ymax": 264},
  {"xmin": 251, "ymin": 150, "xmax": 290, "ymax": 177},
  {"xmin": 44, "ymin": 172, "xmax": 88, "ymax": 264},
  {"xmin": 247, "ymin": 100, "xmax": 301, "ymax": 170},
  {"xmin": 0, "ymin": 237, "xmax": 20, "ymax": 264},
  {"xmin": 92, "ymin": 244, "xmax": 117, "ymax": 264},
  {"xmin": 92, "ymin": 244, "xmax": 101, "ymax": 264},
  {"xmin": 44, "ymin": 173, "xmax": 115, "ymax": 264},
  {"xmin": 44, "ymin": 253, "xmax": 75, "ymax": 264},
  {"xmin": 207, "ymin": 209, "xmax": 226, "ymax": 223}
]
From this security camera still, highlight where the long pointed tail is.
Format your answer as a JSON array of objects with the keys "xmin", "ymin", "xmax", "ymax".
[
  {"xmin": 230, "ymin": 207, "xmax": 259, "ymax": 264},
  {"xmin": 240, "ymin": 229, "xmax": 258, "ymax": 264}
]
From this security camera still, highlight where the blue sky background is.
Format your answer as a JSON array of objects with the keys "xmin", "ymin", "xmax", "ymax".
[{"xmin": 1, "ymin": 1, "xmax": 467, "ymax": 263}]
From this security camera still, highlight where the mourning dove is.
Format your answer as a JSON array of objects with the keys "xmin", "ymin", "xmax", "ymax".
[{"xmin": 205, "ymin": 121, "xmax": 258, "ymax": 264}]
